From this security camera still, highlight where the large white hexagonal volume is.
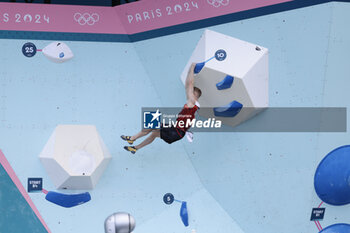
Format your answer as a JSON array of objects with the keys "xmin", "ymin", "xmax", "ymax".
[
  {"xmin": 180, "ymin": 29, "xmax": 269, "ymax": 127},
  {"xmin": 39, "ymin": 125, "xmax": 111, "ymax": 190}
]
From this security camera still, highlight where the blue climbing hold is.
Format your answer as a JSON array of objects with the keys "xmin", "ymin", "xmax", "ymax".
[
  {"xmin": 216, "ymin": 75, "xmax": 234, "ymax": 90},
  {"xmin": 194, "ymin": 62, "xmax": 205, "ymax": 74},
  {"xmin": 320, "ymin": 223, "xmax": 350, "ymax": 233},
  {"xmin": 180, "ymin": 201, "xmax": 189, "ymax": 227},
  {"xmin": 214, "ymin": 100, "xmax": 243, "ymax": 117},
  {"xmin": 59, "ymin": 52, "xmax": 65, "ymax": 58},
  {"xmin": 314, "ymin": 145, "xmax": 350, "ymax": 206},
  {"xmin": 45, "ymin": 191, "xmax": 91, "ymax": 208}
]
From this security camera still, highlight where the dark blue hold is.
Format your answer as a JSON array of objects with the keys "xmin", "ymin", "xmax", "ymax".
[
  {"xmin": 314, "ymin": 145, "xmax": 350, "ymax": 206},
  {"xmin": 59, "ymin": 52, "xmax": 65, "ymax": 58},
  {"xmin": 163, "ymin": 193, "xmax": 175, "ymax": 205},
  {"xmin": 180, "ymin": 201, "xmax": 189, "ymax": 227},
  {"xmin": 194, "ymin": 62, "xmax": 205, "ymax": 74},
  {"xmin": 45, "ymin": 191, "xmax": 91, "ymax": 208},
  {"xmin": 214, "ymin": 100, "xmax": 243, "ymax": 118},
  {"xmin": 320, "ymin": 223, "xmax": 350, "ymax": 233},
  {"xmin": 216, "ymin": 75, "xmax": 234, "ymax": 90}
]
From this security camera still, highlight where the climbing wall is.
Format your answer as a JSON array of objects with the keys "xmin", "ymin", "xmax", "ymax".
[
  {"xmin": 1, "ymin": 1, "xmax": 350, "ymax": 233},
  {"xmin": 0, "ymin": 150, "xmax": 50, "ymax": 233}
]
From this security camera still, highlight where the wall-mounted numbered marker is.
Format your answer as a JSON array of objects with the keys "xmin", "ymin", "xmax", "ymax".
[
  {"xmin": 27, "ymin": 177, "xmax": 43, "ymax": 192},
  {"xmin": 163, "ymin": 193, "xmax": 175, "ymax": 205},
  {"xmin": 215, "ymin": 49, "xmax": 227, "ymax": 61},
  {"xmin": 310, "ymin": 208, "xmax": 325, "ymax": 221},
  {"xmin": 22, "ymin": 42, "xmax": 37, "ymax": 58}
]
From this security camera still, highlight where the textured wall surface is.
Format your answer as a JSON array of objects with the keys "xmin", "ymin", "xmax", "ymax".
[{"xmin": 1, "ymin": 2, "xmax": 350, "ymax": 233}]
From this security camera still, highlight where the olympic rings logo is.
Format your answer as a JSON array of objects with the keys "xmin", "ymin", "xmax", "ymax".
[
  {"xmin": 207, "ymin": 0, "xmax": 230, "ymax": 8},
  {"xmin": 74, "ymin": 13, "xmax": 99, "ymax": 26}
]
